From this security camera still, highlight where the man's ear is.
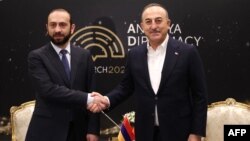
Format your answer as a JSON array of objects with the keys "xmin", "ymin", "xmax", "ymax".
[
  {"xmin": 45, "ymin": 24, "xmax": 48, "ymax": 36},
  {"xmin": 167, "ymin": 19, "xmax": 171, "ymax": 30},
  {"xmin": 71, "ymin": 24, "xmax": 76, "ymax": 34}
]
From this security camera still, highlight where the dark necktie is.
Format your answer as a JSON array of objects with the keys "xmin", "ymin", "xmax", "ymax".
[{"xmin": 60, "ymin": 49, "xmax": 70, "ymax": 80}]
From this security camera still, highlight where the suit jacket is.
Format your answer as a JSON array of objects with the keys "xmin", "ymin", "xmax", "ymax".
[
  {"xmin": 107, "ymin": 37, "xmax": 207, "ymax": 141},
  {"xmin": 25, "ymin": 43, "xmax": 99, "ymax": 141}
]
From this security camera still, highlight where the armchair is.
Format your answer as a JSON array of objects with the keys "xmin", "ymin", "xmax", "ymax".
[
  {"xmin": 203, "ymin": 98, "xmax": 250, "ymax": 141},
  {"xmin": 10, "ymin": 101, "xmax": 35, "ymax": 141}
]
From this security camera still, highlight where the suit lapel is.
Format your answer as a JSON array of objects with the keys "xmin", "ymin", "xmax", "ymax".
[
  {"xmin": 46, "ymin": 44, "xmax": 70, "ymax": 87},
  {"xmin": 158, "ymin": 38, "xmax": 179, "ymax": 94}
]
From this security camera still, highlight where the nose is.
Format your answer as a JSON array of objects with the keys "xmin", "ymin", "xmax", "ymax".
[
  {"xmin": 150, "ymin": 21, "xmax": 158, "ymax": 29},
  {"xmin": 55, "ymin": 25, "xmax": 62, "ymax": 32}
]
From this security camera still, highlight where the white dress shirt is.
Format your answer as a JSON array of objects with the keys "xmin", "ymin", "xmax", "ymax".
[{"xmin": 147, "ymin": 34, "xmax": 169, "ymax": 126}]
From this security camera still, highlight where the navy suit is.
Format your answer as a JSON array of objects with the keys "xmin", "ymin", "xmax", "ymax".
[
  {"xmin": 107, "ymin": 37, "xmax": 207, "ymax": 141},
  {"xmin": 25, "ymin": 43, "xmax": 99, "ymax": 141}
]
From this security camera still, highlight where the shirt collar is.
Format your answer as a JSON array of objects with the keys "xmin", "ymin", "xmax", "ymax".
[{"xmin": 51, "ymin": 42, "xmax": 71, "ymax": 55}]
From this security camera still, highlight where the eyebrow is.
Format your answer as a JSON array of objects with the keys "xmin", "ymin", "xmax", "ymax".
[{"xmin": 144, "ymin": 17, "xmax": 163, "ymax": 20}]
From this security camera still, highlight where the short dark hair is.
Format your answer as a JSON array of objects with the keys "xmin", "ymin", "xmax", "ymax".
[
  {"xmin": 141, "ymin": 3, "xmax": 169, "ymax": 21},
  {"xmin": 48, "ymin": 8, "xmax": 73, "ymax": 24}
]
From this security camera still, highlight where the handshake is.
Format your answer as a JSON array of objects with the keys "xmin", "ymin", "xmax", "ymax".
[{"xmin": 87, "ymin": 92, "xmax": 110, "ymax": 113}]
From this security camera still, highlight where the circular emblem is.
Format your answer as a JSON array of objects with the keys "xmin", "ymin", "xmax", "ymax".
[{"xmin": 70, "ymin": 26, "xmax": 125, "ymax": 61}]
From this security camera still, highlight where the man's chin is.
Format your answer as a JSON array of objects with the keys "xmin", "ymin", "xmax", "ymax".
[
  {"xmin": 149, "ymin": 36, "xmax": 162, "ymax": 41},
  {"xmin": 51, "ymin": 40, "xmax": 67, "ymax": 46}
]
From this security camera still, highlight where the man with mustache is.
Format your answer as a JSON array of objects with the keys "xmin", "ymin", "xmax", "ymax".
[
  {"xmin": 25, "ymin": 9, "xmax": 100, "ymax": 141},
  {"xmin": 89, "ymin": 3, "xmax": 207, "ymax": 141}
]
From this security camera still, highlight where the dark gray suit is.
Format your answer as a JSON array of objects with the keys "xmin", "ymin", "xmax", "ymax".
[
  {"xmin": 107, "ymin": 37, "xmax": 207, "ymax": 141},
  {"xmin": 25, "ymin": 43, "xmax": 99, "ymax": 141}
]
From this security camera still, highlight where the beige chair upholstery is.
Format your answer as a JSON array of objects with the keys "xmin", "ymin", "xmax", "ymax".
[
  {"xmin": 202, "ymin": 98, "xmax": 250, "ymax": 141},
  {"xmin": 10, "ymin": 101, "xmax": 35, "ymax": 141}
]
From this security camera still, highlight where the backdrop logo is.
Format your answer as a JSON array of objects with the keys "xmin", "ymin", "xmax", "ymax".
[{"xmin": 70, "ymin": 26, "xmax": 125, "ymax": 61}]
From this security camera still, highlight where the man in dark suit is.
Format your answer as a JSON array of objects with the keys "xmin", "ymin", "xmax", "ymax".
[
  {"xmin": 89, "ymin": 3, "xmax": 207, "ymax": 141},
  {"xmin": 25, "ymin": 9, "xmax": 100, "ymax": 141}
]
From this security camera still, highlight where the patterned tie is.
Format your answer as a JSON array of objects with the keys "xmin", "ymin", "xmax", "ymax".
[{"xmin": 60, "ymin": 49, "xmax": 70, "ymax": 80}]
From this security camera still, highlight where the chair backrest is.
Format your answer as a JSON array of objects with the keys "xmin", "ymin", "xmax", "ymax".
[
  {"xmin": 10, "ymin": 100, "xmax": 35, "ymax": 141},
  {"xmin": 203, "ymin": 98, "xmax": 250, "ymax": 141}
]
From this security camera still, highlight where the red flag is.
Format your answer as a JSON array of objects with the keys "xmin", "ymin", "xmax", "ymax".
[{"xmin": 118, "ymin": 116, "xmax": 135, "ymax": 141}]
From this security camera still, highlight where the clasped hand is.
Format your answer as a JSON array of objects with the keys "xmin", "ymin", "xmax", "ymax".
[{"xmin": 87, "ymin": 92, "xmax": 109, "ymax": 113}]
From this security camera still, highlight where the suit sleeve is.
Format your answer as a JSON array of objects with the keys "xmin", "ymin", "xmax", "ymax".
[
  {"xmin": 188, "ymin": 47, "xmax": 208, "ymax": 136},
  {"xmin": 28, "ymin": 50, "xmax": 87, "ymax": 107},
  {"xmin": 107, "ymin": 50, "xmax": 134, "ymax": 109}
]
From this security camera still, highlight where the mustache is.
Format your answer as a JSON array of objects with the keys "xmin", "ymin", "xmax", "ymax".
[
  {"xmin": 53, "ymin": 32, "xmax": 64, "ymax": 36},
  {"xmin": 150, "ymin": 29, "xmax": 160, "ymax": 33}
]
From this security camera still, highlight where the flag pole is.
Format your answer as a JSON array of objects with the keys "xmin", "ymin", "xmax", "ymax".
[{"xmin": 101, "ymin": 111, "xmax": 121, "ymax": 129}]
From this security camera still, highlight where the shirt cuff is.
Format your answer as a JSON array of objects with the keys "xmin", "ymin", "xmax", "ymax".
[{"xmin": 87, "ymin": 93, "xmax": 94, "ymax": 105}]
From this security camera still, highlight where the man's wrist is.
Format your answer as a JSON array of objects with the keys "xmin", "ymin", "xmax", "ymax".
[{"xmin": 104, "ymin": 96, "xmax": 110, "ymax": 108}]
